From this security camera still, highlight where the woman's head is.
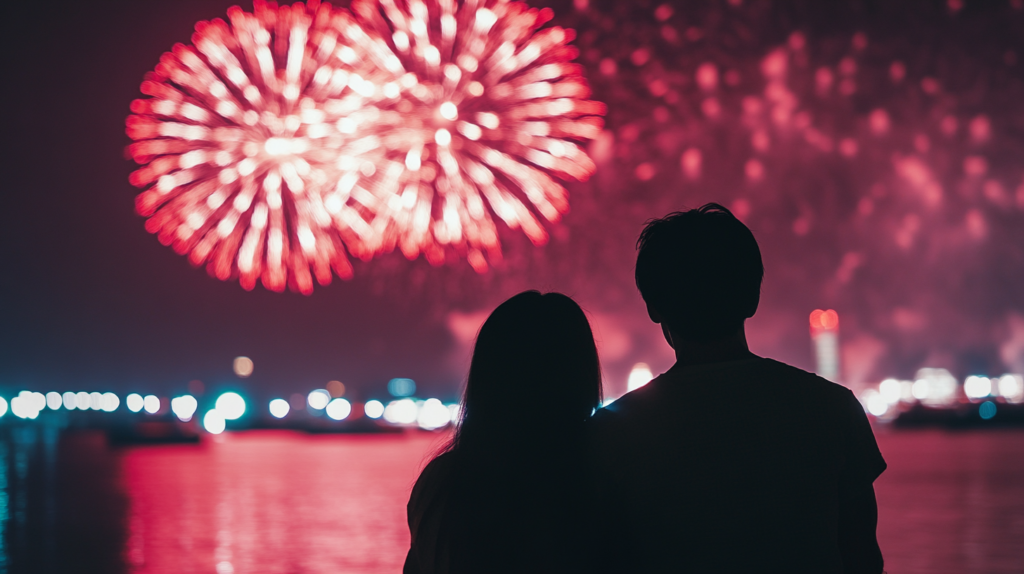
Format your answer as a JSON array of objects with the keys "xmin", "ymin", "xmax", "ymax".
[{"xmin": 452, "ymin": 291, "xmax": 601, "ymax": 449}]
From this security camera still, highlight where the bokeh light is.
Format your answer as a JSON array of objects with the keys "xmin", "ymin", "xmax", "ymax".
[
  {"xmin": 326, "ymin": 380, "xmax": 346, "ymax": 398},
  {"xmin": 878, "ymin": 379, "xmax": 902, "ymax": 404},
  {"xmin": 233, "ymin": 356, "xmax": 254, "ymax": 378},
  {"xmin": 387, "ymin": 378, "xmax": 416, "ymax": 397},
  {"xmin": 62, "ymin": 391, "xmax": 77, "ymax": 410},
  {"xmin": 203, "ymin": 410, "xmax": 226, "ymax": 434},
  {"xmin": 627, "ymin": 362, "xmax": 654, "ymax": 392},
  {"xmin": 143, "ymin": 394, "xmax": 161, "ymax": 414},
  {"xmin": 269, "ymin": 398, "xmax": 290, "ymax": 419},
  {"xmin": 810, "ymin": 309, "xmax": 840, "ymax": 331},
  {"xmin": 45, "ymin": 392, "xmax": 62, "ymax": 410},
  {"xmin": 383, "ymin": 398, "xmax": 418, "ymax": 425},
  {"xmin": 0, "ymin": 397, "xmax": 7, "ymax": 418},
  {"xmin": 998, "ymin": 374, "xmax": 1024, "ymax": 403},
  {"xmin": 862, "ymin": 389, "xmax": 889, "ymax": 417},
  {"xmin": 101, "ymin": 392, "xmax": 120, "ymax": 412},
  {"xmin": 34, "ymin": 392, "xmax": 46, "ymax": 411},
  {"xmin": 363, "ymin": 399, "xmax": 384, "ymax": 419},
  {"xmin": 215, "ymin": 392, "xmax": 246, "ymax": 420},
  {"xmin": 171, "ymin": 395, "xmax": 199, "ymax": 421},
  {"xmin": 126, "ymin": 393, "xmax": 145, "ymax": 413},
  {"xmin": 325, "ymin": 398, "xmax": 352, "ymax": 421},
  {"xmin": 964, "ymin": 376, "xmax": 993, "ymax": 400},
  {"xmin": 416, "ymin": 398, "xmax": 450, "ymax": 430},
  {"xmin": 307, "ymin": 389, "xmax": 331, "ymax": 410},
  {"xmin": 913, "ymin": 368, "xmax": 958, "ymax": 405},
  {"xmin": 979, "ymin": 401, "xmax": 997, "ymax": 420},
  {"xmin": 11, "ymin": 392, "xmax": 42, "ymax": 420}
]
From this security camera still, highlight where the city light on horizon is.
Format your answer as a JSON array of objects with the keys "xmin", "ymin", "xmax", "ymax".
[
  {"xmin": 126, "ymin": 394, "xmax": 145, "ymax": 413},
  {"xmin": 307, "ymin": 390, "xmax": 331, "ymax": 411},
  {"xmin": 627, "ymin": 363, "xmax": 654, "ymax": 392},
  {"xmin": 171, "ymin": 395, "xmax": 198, "ymax": 422},
  {"xmin": 364, "ymin": 400, "xmax": 384, "ymax": 419},
  {"xmin": 215, "ymin": 392, "xmax": 246, "ymax": 421},
  {"xmin": 325, "ymin": 398, "xmax": 352, "ymax": 421},
  {"xmin": 203, "ymin": 410, "xmax": 226, "ymax": 434},
  {"xmin": 269, "ymin": 398, "xmax": 290, "ymax": 419},
  {"xmin": 143, "ymin": 395, "xmax": 161, "ymax": 414}
]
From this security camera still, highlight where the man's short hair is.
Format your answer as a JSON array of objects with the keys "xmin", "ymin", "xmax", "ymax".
[{"xmin": 635, "ymin": 203, "xmax": 764, "ymax": 342}]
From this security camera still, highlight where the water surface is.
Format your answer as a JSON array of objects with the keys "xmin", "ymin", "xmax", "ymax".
[{"xmin": 4, "ymin": 426, "xmax": 1023, "ymax": 573}]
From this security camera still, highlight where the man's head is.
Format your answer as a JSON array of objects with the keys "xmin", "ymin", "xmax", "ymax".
[{"xmin": 635, "ymin": 204, "xmax": 764, "ymax": 343}]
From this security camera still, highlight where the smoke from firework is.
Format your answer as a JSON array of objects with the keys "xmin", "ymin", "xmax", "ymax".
[{"xmin": 394, "ymin": 0, "xmax": 1024, "ymax": 392}]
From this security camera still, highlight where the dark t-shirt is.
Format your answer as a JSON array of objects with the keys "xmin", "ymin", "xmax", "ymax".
[
  {"xmin": 405, "ymin": 447, "xmax": 598, "ymax": 574},
  {"xmin": 589, "ymin": 356, "xmax": 886, "ymax": 573}
]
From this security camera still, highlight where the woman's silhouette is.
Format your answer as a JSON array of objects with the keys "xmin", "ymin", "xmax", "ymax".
[{"xmin": 404, "ymin": 291, "xmax": 602, "ymax": 574}]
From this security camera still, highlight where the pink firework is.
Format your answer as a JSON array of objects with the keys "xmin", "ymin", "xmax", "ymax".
[
  {"xmin": 128, "ymin": 1, "xmax": 376, "ymax": 294},
  {"xmin": 338, "ymin": 0, "xmax": 606, "ymax": 272},
  {"xmin": 126, "ymin": 0, "xmax": 604, "ymax": 294}
]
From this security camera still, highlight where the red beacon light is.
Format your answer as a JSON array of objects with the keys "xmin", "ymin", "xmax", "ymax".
[
  {"xmin": 809, "ymin": 309, "xmax": 841, "ymax": 382},
  {"xmin": 810, "ymin": 309, "xmax": 839, "ymax": 332}
]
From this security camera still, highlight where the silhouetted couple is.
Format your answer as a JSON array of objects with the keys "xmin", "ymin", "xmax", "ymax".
[{"xmin": 404, "ymin": 204, "xmax": 886, "ymax": 574}]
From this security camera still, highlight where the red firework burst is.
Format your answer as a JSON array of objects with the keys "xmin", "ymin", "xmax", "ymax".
[
  {"xmin": 126, "ymin": 0, "xmax": 604, "ymax": 293},
  {"xmin": 340, "ymin": 0, "xmax": 606, "ymax": 271},
  {"xmin": 128, "ymin": 1, "xmax": 373, "ymax": 294}
]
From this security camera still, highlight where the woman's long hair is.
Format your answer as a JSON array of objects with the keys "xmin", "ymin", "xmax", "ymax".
[
  {"xmin": 435, "ymin": 291, "xmax": 602, "ymax": 572},
  {"xmin": 446, "ymin": 290, "xmax": 602, "ymax": 454}
]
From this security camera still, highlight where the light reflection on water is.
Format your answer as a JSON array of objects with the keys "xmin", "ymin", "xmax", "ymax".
[
  {"xmin": 121, "ymin": 431, "xmax": 442, "ymax": 574},
  {"xmin": 0, "ymin": 439, "xmax": 8, "ymax": 572},
  {"xmin": 873, "ymin": 429, "xmax": 1024, "ymax": 574},
  {"xmin": 0, "ymin": 427, "xmax": 1021, "ymax": 573}
]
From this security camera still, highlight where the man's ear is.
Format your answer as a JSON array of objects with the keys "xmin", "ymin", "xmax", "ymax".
[
  {"xmin": 646, "ymin": 302, "xmax": 663, "ymax": 324},
  {"xmin": 744, "ymin": 290, "xmax": 761, "ymax": 319}
]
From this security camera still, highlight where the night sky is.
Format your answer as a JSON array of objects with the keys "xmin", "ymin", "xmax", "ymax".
[{"xmin": 4, "ymin": 0, "xmax": 1024, "ymax": 402}]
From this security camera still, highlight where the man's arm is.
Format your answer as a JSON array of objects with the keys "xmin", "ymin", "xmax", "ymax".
[
  {"xmin": 837, "ymin": 477, "xmax": 884, "ymax": 574},
  {"xmin": 837, "ymin": 389, "xmax": 887, "ymax": 574}
]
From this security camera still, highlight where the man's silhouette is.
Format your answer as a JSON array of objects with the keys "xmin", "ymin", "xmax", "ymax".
[{"xmin": 590, "ymin": 204, "xmax": 885, "ymax": 573}]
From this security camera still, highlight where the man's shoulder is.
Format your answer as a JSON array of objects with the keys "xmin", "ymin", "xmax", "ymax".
[
  {"xmin": 759, "ymin": 357, "xmax": 858, "ymax": 400},
  {"xmin": 589, "ymin": 357, "xmax": 855, "ymax": 426},
  {"xmin": 590, "ymin": 375, "xmax": 662, "ymax": 426}
]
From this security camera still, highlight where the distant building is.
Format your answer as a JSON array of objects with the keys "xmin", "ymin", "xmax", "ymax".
[{"xmin": 810, "ymin": 309, "xmax": 840, "ymax": 383}]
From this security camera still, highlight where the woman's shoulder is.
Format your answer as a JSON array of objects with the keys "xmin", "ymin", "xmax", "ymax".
[
  {"xmin": 419, "ymin": 450, "xmax": 458, "ymax": 485},
  {"xmin": 409, "ymin": 451, "xmax": 458, "ymax": 512},
  {"xmin": 406, "ymin": 451, "xmax": 458, "ymax": 574}
]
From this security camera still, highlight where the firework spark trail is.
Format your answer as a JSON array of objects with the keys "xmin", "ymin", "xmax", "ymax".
[{"xmin": 126, "ymin": 0, "xmax": 604, "ymax": 293}]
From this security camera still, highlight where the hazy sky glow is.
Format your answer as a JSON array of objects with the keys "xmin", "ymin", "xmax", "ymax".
[{"xmin": 3, "ymin": 0, "xmax": 1024, "ymax": 401}]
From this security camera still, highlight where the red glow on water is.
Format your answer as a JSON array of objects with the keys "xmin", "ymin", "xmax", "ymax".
[
  {"xmin": 121, "ymin": 431, "xmax": 441, "ymax": 574},
  {"xmin": 108, "ymin": 429, "xmax": 1024, "ymax": 574},
  {"xmin": 126, "ymin": 0, "xmax": 604, "ymax": 292}
]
